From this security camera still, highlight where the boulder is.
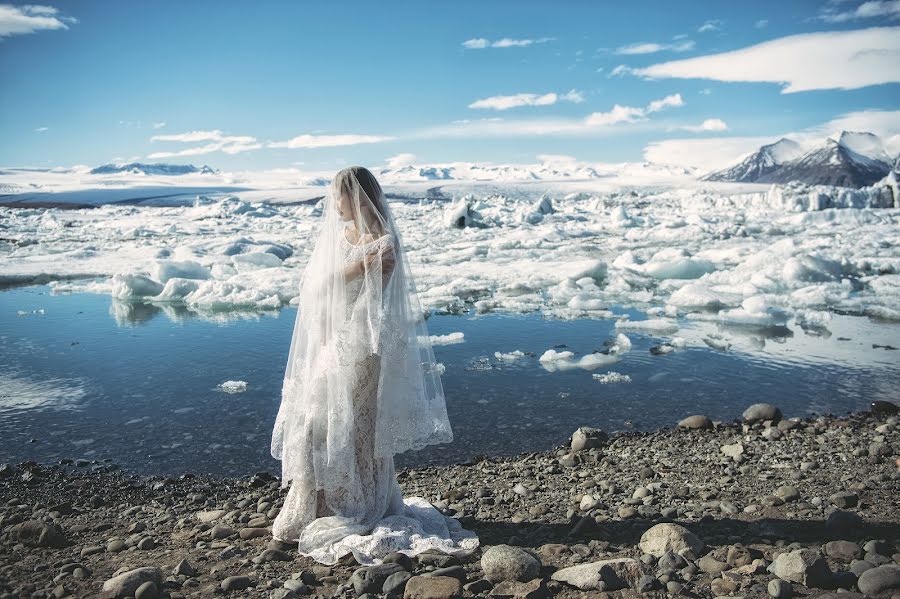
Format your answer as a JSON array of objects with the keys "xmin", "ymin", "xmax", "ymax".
[
  {"xmin": 481, "ymin": 545, "xmax": 541, "ymax": 583},
  {"xmin": 549, "ymin": 558, "xmax": 641, "ymax": 591},
  {"xmin": 570, "ymin": 427, "xmax": 607, "ymax": 452},
  {"xmin": 678, "ymin": 415, "xmax": 712, "ymax": 429},
  {"xmin": 743, "ymin": 403, "xmax": 782, "ymax": 423},
  {"xmin": 638, "ymin": 523, "xmax": 704, "ymax": 558},
  {"xmin": 10, "ymin": 520, "xmax": 67, "ymax": 548},
  {"xmin": 101, "ymin": 567, "xmax": 163, "ymax": 598},
  {"xmin": 857, "ymin": 565, "xmax": 900, "ymax": 595},
  {"xmin": 768, "ymin": 549, "xmax": 832, "ymax": 588},
  {"xmin": 404, "ymin": 575, "xmax": 463, "ymax": 599}
]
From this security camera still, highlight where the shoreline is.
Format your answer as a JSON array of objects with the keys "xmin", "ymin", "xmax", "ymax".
[{"xmin": 1, "ymin": 403, "xmax": 898, "ymax": 598}]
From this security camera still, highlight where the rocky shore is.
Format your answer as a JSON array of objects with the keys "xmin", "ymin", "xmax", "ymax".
[{"xmin": 1, "ymin": 402, "xmax": 898, "ymax": 599}]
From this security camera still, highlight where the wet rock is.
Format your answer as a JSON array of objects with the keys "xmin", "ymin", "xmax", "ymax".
[
  {"xmin": 743, "ymin": 403, "xmax": 782, "ymax": 423},
  {"xmin": 768, "ymin": 549, "xmax": 832, "ymax": 588},
  {"xmin": 481, "ymin": 545, "xmax": 541, "ymax": 583},
  {"xmin": 678, "ymin": 415, "xmax": 712, "ymax": 429},
  {"xmin": 403, "ymin": 575, "xmax": 463, "ymax": 599},
  {"xmin": 857, "ymin": 564, "xmax": 900, "ymax": 595},
  {"xmin": 549, "ymin": 558, "xmax": 641, "ymax": 591},
  {"xmin": 638, "ymin": 523, "xmax": 704, "ymax": 558},
  {"xmin": 10, "ymin": 520, "xmax": 67, "ymax": 548},
  {"xmin": 571, "ymin": 427, "xmax": 607, "ymax": 452},
  {"xmin": 101, "ymin": 567, "xmax": 163, "ymax": 598}
]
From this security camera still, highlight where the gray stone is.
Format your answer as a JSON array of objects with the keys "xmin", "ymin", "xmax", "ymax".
[
  {"xmin": 403, "ymin": 575, "xmax": 463, "ymax": 599},
  {"xmin": 850, "ymin": 559, "xmax": 875, "ymax": 577},
  {"xmin": 549, "ymin": 558, "xmax": 641, "ymax": 591},
  {"xmin": 134, "ymin": 581, "xmax": 159, "ymax": 599},
  {"xmin": 571, "ymin": 427, "xmax": 607, "ymax": 452},
  {"xmin": 678, "ymin": 415, "xmax": 712, "ymax": 429},
  {"xmin": 481, "ymin": 545, "xmax": 541, "ymax": 583},
  {"xmin": 351, "ymin": 563, "xmax": 406, "ymax": 595},
  {"xmin": 487, "ymin": 578, "xmax": 548, "ymax": 598},
  {"xmin": 767, "ymin": 549, "xmax": 832, "ymax": 588},
  {"xmin": 638, "ymin": 523, "xmax": 704, "ymax": 558},
  {"xmin": 826, "ymin": 509, "xmax": 863, "ymax": 536},
  {"xmin": 101, "ymin": 567, "xmax": 163, "ymax": 598},
  {"xmin": 698, "ymin": 554, "xmax": 728, "ymax": 576},
  {"xmin": 220, "ymin": 575, "xmax": 252, "ymax": 592},
  {"xmin": 829, "ymin": 491, "xmax": 859, "ymax": 508},
  {"xmin": 11, "ymin": 520, "xmax": 67, "ymax": 548},
  {"xmin": 768, "ymin": 578, "xmax": 792, "ymax": 598},
  {"xmin": 775, "ymin": 485, "xmax": 800, "ymax": 502},
  {"xmin": 743, "ymin": 403, "xmax": 782, "ymax": 423},
  {"xmin": 173, "ymin": 558, "xmax": 195, "ymax": 577},
  {"xmin": 720, "ymin": 442, "xmax": 744, "ymax": 460},
  {"xmin": 383, "ymin": 571, "xmax": 412, "ymax": 595},
  {"xmin": 824, "ymin": 540, "xmax": 862, "ymax": 562},
  {"xmin": 208, "ymin": 524, "xmax": 234, "ymax": 539},
  {"xmin": 857, "ymin": 565, "xmax": 900, "ymax": 595}
]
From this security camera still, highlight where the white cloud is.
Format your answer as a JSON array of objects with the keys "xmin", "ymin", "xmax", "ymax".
[
  {"xmin": 462, "ymin": 36, "xmax": 554, "ymax": 49},
  {"xmin": 643, "ymin": 108, "xmax": 900, "ymax": 171},
  {"xmin": 418, "ymin": 93, "xmax": 684, "ymax": 138},
  {"xmin": 818, "ymin": 0, "xmax": 900, "ymax": 22},
  {"xmin": 633, "ymin": 26, "xmax": 900, "ymax": 93},
  {"xmin": 35, "ymin": 126, "xmax": 48, "ymax": 132},
  {"xmin": 647, "ymin": 93, "xmax": 685, "ymax": 112},
  {"xmin": 385, "ymin": 153, "xmax": 417, "ymax": 168},
  {"xmin": 585, "ymin": 105, "xmax": 645, "ymax": 126},
  {"xmin": 152, "ymin": 121, "xmax": 166, "ymax": 129},
  {"xmin": 147, "ymin": 129, "xmax": 261, "ymax": 158},
  {"xmin": 267, "ymin": 133, "xmax": 394, "ymax": 149},
  {"xmin": 609, "ymin": 64, "xmax": 634, "ymax": 77},
  {"xmin": 755, "ymin": 19, "xmax": 769, "ymax": 28},
  {"xmin": 469, "ymin": 89, "xmax": 584, "ymax": 110},
  {"xmin": 615, "ymin": 40, "xmax": 695, "ymax": 55},
  {"xmin": 697, "ymin": 19, "xmax": 723, "ymax": 33},
  {"xmin": 678, "ymin": 118, "xmax": 729, "ymax": 132},
  {"xmin": 0, "ymin": 3, "xmax": 75, "ymax": 38},
  {"xmin": 699, "ymin": 88, "xmax": 712, "ymax": 95}
]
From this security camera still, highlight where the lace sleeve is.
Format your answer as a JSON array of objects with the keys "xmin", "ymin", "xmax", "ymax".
[{"xmin": 380, "ymin": 242, "xmax": 396, "ymax": 291}]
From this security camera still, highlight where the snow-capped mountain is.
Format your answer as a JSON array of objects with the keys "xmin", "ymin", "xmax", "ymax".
[
  {"xmin": 703, "ymin": 131, "xmax": 893, "ymax": 188},
  {"xmin": 702, "ymin": 138, "xmax": 803, "ymax": 183},
  {"xmin": 89, "ymin": 162, "xmax": 218, "ymax": 176}
]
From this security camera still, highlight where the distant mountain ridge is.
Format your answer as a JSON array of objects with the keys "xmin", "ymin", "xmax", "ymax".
[
  {"xmin": 703, "ymin": 131, "xmax": 894, "ymax": 188},
  {"xmin": 90, "ymin": 162, "xmax": 218, "ymax": 176}
]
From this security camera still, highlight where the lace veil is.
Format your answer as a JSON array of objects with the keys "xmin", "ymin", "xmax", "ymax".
[{"xmin": 271, "ymin": 166, "xmax": 453, "ymax": 489}]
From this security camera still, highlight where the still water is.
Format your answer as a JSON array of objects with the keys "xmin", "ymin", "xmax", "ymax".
[{"xmin": 1, "ymin": 285, "xmax": 897, "ymax": 477}]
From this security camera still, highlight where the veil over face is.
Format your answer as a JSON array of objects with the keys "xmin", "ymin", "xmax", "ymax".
[{"xmin": 271, "ymin": 166, "xmax": 453, "ymax": 490}]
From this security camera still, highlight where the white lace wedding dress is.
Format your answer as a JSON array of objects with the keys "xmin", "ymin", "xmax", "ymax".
[{"xmin": 271, "ymin": 232, "xmax": 479, "ymax": 566}]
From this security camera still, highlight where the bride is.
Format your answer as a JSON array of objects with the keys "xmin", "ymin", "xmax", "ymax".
[{"xmin": 270, "ymin": 166, "xmax": 479, "ymax": 565}]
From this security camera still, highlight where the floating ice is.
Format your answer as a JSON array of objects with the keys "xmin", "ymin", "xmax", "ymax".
[
  {"xmin": 218, "ymin": 380, "xmax": 248, "ymax": 393},
  {"xmin": 615, "ymin": 318, "xmax": 680, "ymax": 334},
  {"xmin": 592, "ymin": 371, "xmax": 632, "ymax": 384},
  {"xmin": 718, "ymin": 295, "xmax": 790, "ymax": 327},
  {"xmin": 494, "ymin": 349, "xmax": 526, "ymax": 361},
  {"xmin": 426, "ymin": 332, "xmax": 465, "ymax": 345},
  {"xmin": 538, "ymin": 348, "xmax": 620, "ymax": 372}
]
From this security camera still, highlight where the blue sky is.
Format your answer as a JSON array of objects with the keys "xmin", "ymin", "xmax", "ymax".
[{"xmin": 1, "ymin": 0, "xmax": 898, "ymax": 172}]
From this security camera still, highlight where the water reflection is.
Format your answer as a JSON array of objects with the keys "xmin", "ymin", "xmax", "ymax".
[{"xmin": 109, "ymin": 298, "xmax": 283, "ymax": 326}]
